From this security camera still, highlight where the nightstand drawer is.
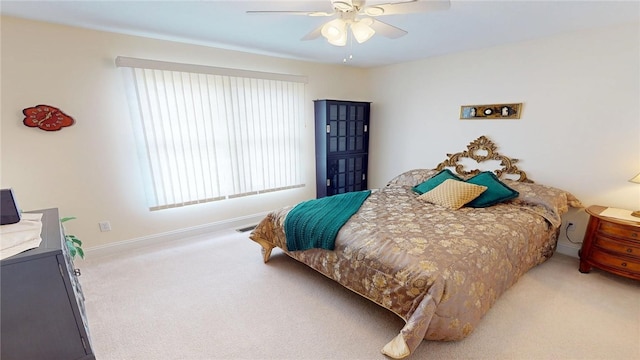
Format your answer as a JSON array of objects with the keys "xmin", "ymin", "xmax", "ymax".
[
  {"xmin": 594, "ymin": 236, "xmax": 640, "ymax": 259},
  {"xmin": 590, "ymin": 250, "xmax": 640, "ymax": 273},
  {"xmin": 598, "ymin": 221, "xmax": 640, "ymax": 241}
]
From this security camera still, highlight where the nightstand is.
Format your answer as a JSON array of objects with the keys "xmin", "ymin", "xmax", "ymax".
[{"xmin": 579, "ymin": 205, "xmax": 640, "ymax": 281}]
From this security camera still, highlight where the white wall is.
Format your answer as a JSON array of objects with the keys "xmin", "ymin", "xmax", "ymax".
[
  {"xmin": 0, "ymin": 16, "xmax": 370, "ymax": 249},
  {"xmin": 367, "ymin": 22, "xmax": 640, "ymax": 255},
  {"xmin": 2, "ymin": 16, "xmax": 639, "ymax": 257}
]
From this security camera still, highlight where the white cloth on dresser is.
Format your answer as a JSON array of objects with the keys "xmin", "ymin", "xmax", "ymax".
[{"xmin": 0, "ymin": 212, "xmax": 43, "ymax": 259}]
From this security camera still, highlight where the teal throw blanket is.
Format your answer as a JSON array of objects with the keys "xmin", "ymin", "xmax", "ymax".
[{"xmin": 285, "ymin": 190, "xmax": 372, "ymax": 251}]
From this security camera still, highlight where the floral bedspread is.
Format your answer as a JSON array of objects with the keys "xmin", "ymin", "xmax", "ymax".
[{"xmin": 250, "ymin": 169, "xmax": 582, "ymax": 359}]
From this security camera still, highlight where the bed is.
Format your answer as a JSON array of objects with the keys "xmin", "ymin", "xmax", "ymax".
[{"xmin": 249, "ymin": 136, "xmax": 582, "ymax": 359}]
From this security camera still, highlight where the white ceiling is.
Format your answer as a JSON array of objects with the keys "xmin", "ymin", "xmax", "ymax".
[{"xmin": 1, "ymin": 0, "xmax": 639, "ymax": 68}]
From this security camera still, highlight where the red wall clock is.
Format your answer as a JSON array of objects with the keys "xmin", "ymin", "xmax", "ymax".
[{"xmin": 23, "ymin": 104, "xmax": 75, "ymax": 131}]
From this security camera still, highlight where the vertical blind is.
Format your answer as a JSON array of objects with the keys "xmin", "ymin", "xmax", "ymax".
[{"xmin": 116, "ymin": 57, "xmax": 307, "ymax": 210}]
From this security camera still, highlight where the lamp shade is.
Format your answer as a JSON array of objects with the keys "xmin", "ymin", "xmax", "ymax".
[
  {"xmin": 351, "ymin": 18, "xmax": 375, "ymax": 43},
  {"xmin": 629, "ymin": 172, "xmax": 640, "ymax": 217},
  {"xmin": 321, "ymin": 19, "xmax": 348, "ymax": 46}
]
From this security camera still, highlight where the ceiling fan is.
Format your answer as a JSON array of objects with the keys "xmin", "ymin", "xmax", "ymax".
[{"xmin": 247, "ymin": 0, "xmax": 451, "ymax": 46}]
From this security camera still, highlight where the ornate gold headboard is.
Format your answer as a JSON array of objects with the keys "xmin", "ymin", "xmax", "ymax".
[{"xmin": 435, "ymin": 136, "xmax": 532, "ymax": 183}]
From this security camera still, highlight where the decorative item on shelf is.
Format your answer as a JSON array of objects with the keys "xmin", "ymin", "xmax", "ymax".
[
  {"xmin": 629, "ymin": 172, "xmax": 640, "ymax": 217},
  {"xmin": 23, "ymin": 104, "xmax": 75, "ymax": 131},
  {"xmin": 60, "ymin": 216, "xmax": 84, "ymax": 259},
  {"xmin": 460, "ymin": 103, "xmax": 522, "ymax": 119}
]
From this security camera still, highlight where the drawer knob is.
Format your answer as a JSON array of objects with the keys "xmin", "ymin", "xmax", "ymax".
[
  {"xmin": 627, "ymin": 248, "xmax": 633, "ymax": 253},
  {"xmin": 621, "ymin": 262, "xmax": 627, "ymax": 267},
  {"xmin": 632, "ymin": 233, "xmax": 638, "ymax": 238}
]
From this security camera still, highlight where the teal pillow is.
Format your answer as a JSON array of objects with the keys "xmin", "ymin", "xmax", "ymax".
[
  {"xmin": 413, "ymin": 169, "xmax": 463, "ymax": 195},
  {"xmin": 465, "ymin": 172, "xmax": 519, "ymax": 207}
]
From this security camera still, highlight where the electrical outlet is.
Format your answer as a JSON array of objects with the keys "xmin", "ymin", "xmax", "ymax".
[{"xmin": 99, "ymin": 221, "xmax": 111, "ymax": 232}]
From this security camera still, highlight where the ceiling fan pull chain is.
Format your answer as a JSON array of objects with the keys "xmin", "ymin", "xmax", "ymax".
[{"xmin": 343, "ymin": 31, "xmax": 355, "ymax": 63}]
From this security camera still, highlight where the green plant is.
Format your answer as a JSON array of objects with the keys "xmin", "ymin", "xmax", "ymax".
[{"xmin": 60, "ymin": 216, "xmax": 84, "ymax": 259}]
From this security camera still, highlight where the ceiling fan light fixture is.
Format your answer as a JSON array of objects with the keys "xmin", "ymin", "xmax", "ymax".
[
  {"xmin": 327, "ymin": 31, "xmax": 348, "ymax": 46},
  {"xmin": 321, "ymin": 18, "xmax": 348, "ymax": 46},
  {"xmin": 351, "ymin": 18, "xmax": 375, "ymax": 43}
]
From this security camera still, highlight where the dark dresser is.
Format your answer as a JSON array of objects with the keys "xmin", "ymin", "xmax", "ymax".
[{"xmin": 1, "ymin": 208, "xmax": 94, "ymax": 359}]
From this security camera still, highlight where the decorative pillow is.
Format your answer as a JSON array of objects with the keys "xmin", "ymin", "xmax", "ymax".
[
  {"xmin": 386, "ymin": 168, "xmax": 439, "ymax": 187},
  {"xmin": 465, "ymin": 171, "xmax": 519, "ymax": 208},
  {"xmin": 417, "ymin": 179, "xmax": 487, "ymax": 210},
  {"xmin": 412, "ymin": 169, "xmax": 463, "ymax": 194}
]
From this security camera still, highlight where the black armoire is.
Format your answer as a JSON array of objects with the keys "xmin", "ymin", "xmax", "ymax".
[{"xmin": 314, "ymin": 99, "xmax": 370, "ymax": 198}]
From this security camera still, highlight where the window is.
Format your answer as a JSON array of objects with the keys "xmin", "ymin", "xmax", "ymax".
[{"xmin": 116, "ymin": 57, "xmax": 307, "ymax": 210}]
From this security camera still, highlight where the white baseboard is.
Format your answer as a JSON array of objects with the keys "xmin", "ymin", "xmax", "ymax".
[
  {"xmin": 85, "ymin": 212, "xmax": 585, "ymax": 260},
  {"xmin": 556, "ymin": 241, "xmax": 581, "ymax": 258},
  {"xmin": 85, "ymin": 211, "xmax": 269, "ymax": 258}
]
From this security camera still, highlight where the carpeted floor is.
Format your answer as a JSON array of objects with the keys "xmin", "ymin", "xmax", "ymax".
[{"xmin": 80, "ymin": 230, "xmax": 640, "ymax": 360}]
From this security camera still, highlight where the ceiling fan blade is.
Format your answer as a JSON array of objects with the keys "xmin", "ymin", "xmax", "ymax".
[
  {"xmin": 247, "ymin": 0, "xmax": 337, "ymax": 16},
  {"xmin": 301, "ymin": 24, "xmax": 324, "ymax": 41},
  {"xmin": 246, "ymin": 10, "xmax": 334, "ymax": 17},
  {"xmin": 364, "ymin": 0, "xmax": 451, "ymax": 16},
  {"xmin": 369, "ymin": 18, "xmax": 407, "ymax": 39}
]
